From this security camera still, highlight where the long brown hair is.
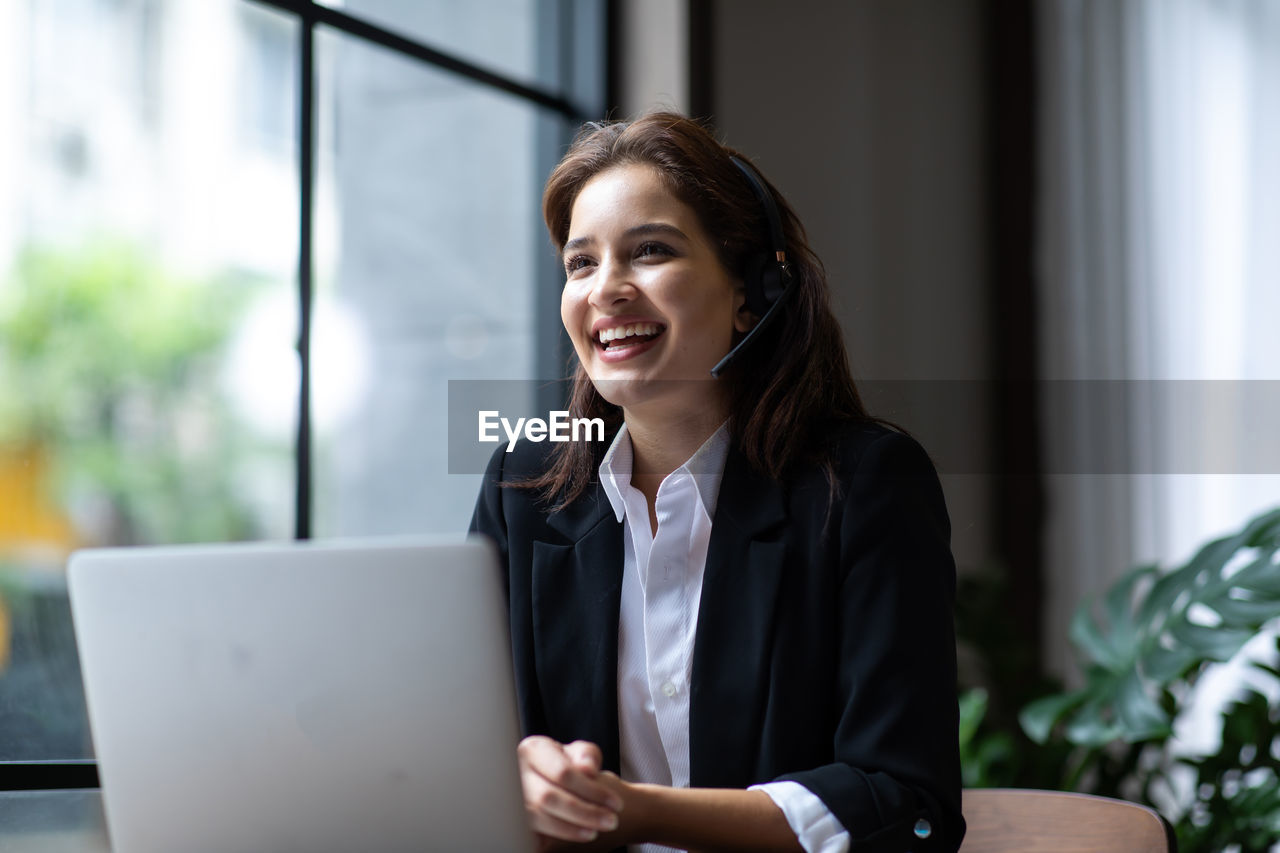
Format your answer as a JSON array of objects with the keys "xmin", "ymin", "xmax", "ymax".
[{"xmin": 526, "ymin": 112, "xmax": 875, "ymax": 508}]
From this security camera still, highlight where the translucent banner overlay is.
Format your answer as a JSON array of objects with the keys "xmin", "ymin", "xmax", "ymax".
[{"xmin": 447, "ymin": 379, "xmax": 1280, "ymax": 475}]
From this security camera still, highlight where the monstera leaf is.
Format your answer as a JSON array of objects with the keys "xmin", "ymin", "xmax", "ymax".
[
  {"xmin": 1021, "ymin": 507, "xmax": 1280, "ymax": 747},
  {"xmin": 1176, "ymin": 685, "xmax": 1280, "ymax": 852}
]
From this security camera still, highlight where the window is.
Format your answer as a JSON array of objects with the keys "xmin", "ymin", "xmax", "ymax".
[
  {"xmin": 0, "ymin": 0, "xmax": 603, "ymax": 787},
  {"xmin": 1038, "ymin": 0, "xmax": 1280, "ymax": 683}
]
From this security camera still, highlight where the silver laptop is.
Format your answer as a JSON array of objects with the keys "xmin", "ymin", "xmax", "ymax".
[{"xmin": 67, "ymin": 536, "xmax": 534, "ymax": 853}]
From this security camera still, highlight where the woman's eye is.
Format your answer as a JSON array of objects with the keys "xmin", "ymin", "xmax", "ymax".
[
  {"xmin": 564, "ymin": 255, "xmax": 593, "ymax": 274},
  {"xmin": 635, "ymin": 242, "xmax": 674, "ymax": 260}
]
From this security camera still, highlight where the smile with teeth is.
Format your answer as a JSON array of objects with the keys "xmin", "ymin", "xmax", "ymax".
[{"xmin": 597, "ymin": 322, "xmax": 666, "ymax": 349}]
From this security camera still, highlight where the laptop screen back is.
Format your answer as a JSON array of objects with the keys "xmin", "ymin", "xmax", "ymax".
[{"xmin": 68, "ymin": 537, "xmax": 533, "ymax": 853}]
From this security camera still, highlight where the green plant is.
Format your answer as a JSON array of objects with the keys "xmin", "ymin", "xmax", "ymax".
[
  {"xmin": 1179, "ymin": 683, "xmax": 1280, "ymax": 851},
  {"xmin": 0, "ymin": 240, "xmax": 278, "ymax": 756},
  {"xmin": 955, "ymin": 566, "xmax": 1074, "ymax": 790},
  {"xmin": 958, "ymin": 687, "xmax": 1016, "ymax": 788},
  {"xmin": 1016, "ymin": 506, "xmax": 1280, "ymax": 852}
]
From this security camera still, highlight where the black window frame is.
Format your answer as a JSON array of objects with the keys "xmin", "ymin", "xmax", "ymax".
[{"xmin": 0, "ymin": 0, "xmax": 606, "ymax": 793}]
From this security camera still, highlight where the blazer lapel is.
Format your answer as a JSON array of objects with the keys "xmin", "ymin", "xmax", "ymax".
[
  {"xmin": 690, "ymin": 449, "xmax": 789, "ymax": 788},
  {"xmin": 534, "ymin": 485, "xmax": 625, "ymax": 773}
]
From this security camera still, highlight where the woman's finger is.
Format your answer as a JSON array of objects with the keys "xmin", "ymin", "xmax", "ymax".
[
  {"xmin": 519, "ymin": 736, "xmax": 622, "ymax": 810},
  {"xmin": 563, "ymin": 739, "xmax": 603, "ymax": 775},
  {"xmin": 529, "ymin": 802, "xmax": 605, "ymax": 843},
  {"xmin": 521, "ymin": 764, "xmax": 619, "ymax": 837}
]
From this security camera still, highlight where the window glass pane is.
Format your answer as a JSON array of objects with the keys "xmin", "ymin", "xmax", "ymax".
[
  {"xmin": 317, "ymin": 0, "xmax": 550, "ymax": 90},
  {"xmin": 0, "ymin": 790, "xmax": 107, "ymax": 849},
  {"xmin": 0, "ymin": 0, "xmax": 298, "ymax": 759},
  {"xmin": 313, "ymin": 30, "xmax": 551, "ymax": 537}
]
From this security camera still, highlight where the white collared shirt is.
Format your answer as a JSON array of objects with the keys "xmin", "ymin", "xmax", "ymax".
[{"xmin": 599, "ymin": 423, "xmax": 850, "ymax": 853}]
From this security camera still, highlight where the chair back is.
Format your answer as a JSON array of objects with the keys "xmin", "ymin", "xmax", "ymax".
[{"xmin": 960, "ymin": 788, "xmax": 1175, "ymax": 852}]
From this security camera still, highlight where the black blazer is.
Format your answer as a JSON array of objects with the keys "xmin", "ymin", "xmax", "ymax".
[{"xmin": 469, "ymin": 422, "xmax": 965, "ymax": 852}]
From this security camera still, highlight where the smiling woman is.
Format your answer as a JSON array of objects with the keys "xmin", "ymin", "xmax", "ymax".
[
  {"xmin": 532, "ymin": 115, "xmax": 874, "ymax": 514},
  {"xmin": 471, "ymin": 113, "xmax": 965, "ymax": 853}
]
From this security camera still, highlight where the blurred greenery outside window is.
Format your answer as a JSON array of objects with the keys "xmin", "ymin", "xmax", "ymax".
[{"xmin": 0, "ymin": 243, "xmax": 279, "ymax": 758}]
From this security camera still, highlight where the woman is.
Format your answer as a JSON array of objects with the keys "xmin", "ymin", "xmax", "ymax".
[{"xmin": 471, "ymin": 113, "xmax": 963, "ymax": 853}]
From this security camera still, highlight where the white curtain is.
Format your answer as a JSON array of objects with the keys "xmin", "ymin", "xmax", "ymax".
[{"xmin": 1037, "ymin": 0, "xmax": 1280, "ymax": 691}]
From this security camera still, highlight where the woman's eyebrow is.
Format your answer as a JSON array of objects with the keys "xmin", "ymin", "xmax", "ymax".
[
  {"xmin": 625, "ymin": 222, "xmax": 689, "ymax": 242},
  {"xmin": 562, "ymin": 223, "xmax": 689, "ymax": 258}
]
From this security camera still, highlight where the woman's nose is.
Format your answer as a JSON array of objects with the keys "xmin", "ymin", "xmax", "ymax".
[{"xmin": 588, "ymin": 255, "xmax": 635, "ymax": 307}]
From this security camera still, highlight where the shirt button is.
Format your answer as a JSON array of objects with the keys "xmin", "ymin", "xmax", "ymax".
[
  {"xmin": 661, "ymin": 681, "xmax": 677, "ymax": 697},
  {"xmin": 913, "ymin": 818, "xmax": 932, "ymax": 839}
]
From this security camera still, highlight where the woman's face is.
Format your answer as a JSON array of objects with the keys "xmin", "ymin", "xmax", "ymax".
[{"xmin": 559, "ymin": 163, "xmax": 751, "ymax": 420}]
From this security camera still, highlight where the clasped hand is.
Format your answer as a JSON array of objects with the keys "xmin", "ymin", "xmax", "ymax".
[{"xmin": 518, "ymin": 735, "xmax": 627, "ymax": 850}]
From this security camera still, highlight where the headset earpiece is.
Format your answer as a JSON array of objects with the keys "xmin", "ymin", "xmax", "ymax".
[
  {"xmin": 741, "ymin": 252, "xmax": 792, "ymax": 317},
  {"xmin": 711, "ymin": 157, "xmax": 795, "ymax": 377}
]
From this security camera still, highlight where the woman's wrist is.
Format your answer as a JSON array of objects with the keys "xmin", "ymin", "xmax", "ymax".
[
  {"xmin": 601, "ymin": 781, "xmax": 802, "ymax": 853},
  {"xmin": 616, "ymin": 781, "xmax": 662, "ymax": 843}
]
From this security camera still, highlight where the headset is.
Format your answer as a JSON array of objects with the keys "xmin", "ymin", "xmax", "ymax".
[{"xmin": 710, "ymin": 156, "xmax": 796, "ymax": 377}]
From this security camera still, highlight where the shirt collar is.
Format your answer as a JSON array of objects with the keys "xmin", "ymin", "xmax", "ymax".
[{"xmin": 599, "ymin": 421, "xmax": 732, "ymax": 523}]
